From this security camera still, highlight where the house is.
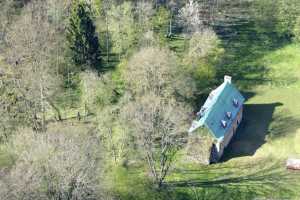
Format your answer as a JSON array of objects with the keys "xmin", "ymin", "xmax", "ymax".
[{"xmin": 188, "ymin": 75, "xmax": 245, "ymax": 163}]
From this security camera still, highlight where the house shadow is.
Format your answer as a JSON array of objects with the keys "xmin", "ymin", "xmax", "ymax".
[{"xmin": 221, "ymin": 102, "xmax": 283, "ymax": 161}]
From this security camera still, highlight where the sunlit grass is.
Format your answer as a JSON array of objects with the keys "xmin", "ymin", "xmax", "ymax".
[
  {"xmin": 164, "ymin": 43, "xmax": 300, "ymax": 199},
  {"xmin": 107, "ymin": 52, "xmax": 300, "ymax": 198}
]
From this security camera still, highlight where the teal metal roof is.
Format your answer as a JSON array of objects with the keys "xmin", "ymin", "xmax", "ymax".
[{"xmin": 189, "ymin": 81, "xmax": 245, "ymax": 140}]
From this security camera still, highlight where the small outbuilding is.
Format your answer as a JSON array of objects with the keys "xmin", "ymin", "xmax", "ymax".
[
  {"xmin": 286, "ymin": 158, "xmax": 300, "ymax": 170},
  {"xmin": 188, "ymin": 75, "xmax": 245, "ymax": 163}
]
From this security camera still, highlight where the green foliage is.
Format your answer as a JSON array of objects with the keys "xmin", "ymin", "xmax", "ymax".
[
  {"xmin": 0, "ymin": 81, "xmax": 28, "ymax": 141},
  {"xmin": 122, "ymin": 47, "xmax": 194, "ymax": 99},
  {"xmin": 293, "ymin": 16, "xmax": 300, "ymax": 43},
  {"xmin": 8, "ymin": 0, "xmax": 30, "ymax": 11},
  {"xmin": 2, "ymin": 0, "xmax": 300, "ymax": 199},
  {"xmin": 110, "ymin": 60, "xmax": 126, "ymax": 101},
  {"xmin": 80, "ymin": 71, "xmax": 116, "ymax": 115},
  {"xmin": 92, "ymin": 0, "xmax": 102, "ymax": 15},
  {"xmin": 253, "ymin": 0, "xmax": 300, "ymax": 38},
  {"xmin": 108, "ymin": 2, "xmax": 137, "ymax": 58},
  {"xmin": 0, "ymin": 145, "xmax": 13, "ymax": 168},
  {"xmin": 66, "ymin": 0, "xmax": 101, "ymax": 70},
  {"xmin": 152, "ymin": 6, "xmax": 171, "ymax": 45},
  {"xmin": 97, "ymin": 107, "xmax": 133, "ymax": 165},
  {"xmin": 275, "ymin": 0, "xmax": 300, "ymax": 37},
  {"xmin": 135, "ymin": 1, "xmax": 154, "ymax": 34},
  {"xmin": 183, "ymin": 29, "xmax": 223, "ymax": 93}
]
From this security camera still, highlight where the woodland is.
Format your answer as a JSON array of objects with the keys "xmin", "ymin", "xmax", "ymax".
[{"xmin": 1, "ymin": 0, "xmax": 300, "ymax": 199}]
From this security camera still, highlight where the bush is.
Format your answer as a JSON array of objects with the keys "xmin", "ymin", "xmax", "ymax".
[
  {"xmin": 0, "ymin": 127, "xmax": 108, "ymax": 200},
  {"xmin": 293, "ymin": 16, "xmax": 300, "ymax": 43},
  {"xmin": 183, "ymin": 29, "xmax": 223, "ymax": 92}
]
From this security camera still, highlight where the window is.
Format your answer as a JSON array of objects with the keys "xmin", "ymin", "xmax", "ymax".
[
  {"xmin": 233, "ymin": 98, "xmax": 239, "ymax": 107},
  {"xmin": 226, "ymin": 111, "xmax": 232, "ymax": 119},
  {"xmin": 221, "ymin": 120, "xmax": 227, "ymax": 128}
]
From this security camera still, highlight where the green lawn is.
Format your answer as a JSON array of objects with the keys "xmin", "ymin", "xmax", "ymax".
[
  {"xmin": 170, "ymin": 44, "xmax": 300, "ymax": 199},
  {"xmin": 1, "ymin": 19, "xmax": 300, "ymax": 200},
  {"xmin": 107, "ymin": 43, "xmax": 300, "ymax": 200}
]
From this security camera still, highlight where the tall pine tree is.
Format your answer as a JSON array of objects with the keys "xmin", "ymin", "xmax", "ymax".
[{"xmin": 67, "ymin": 0, "xmax": 101, "ymax": 71}]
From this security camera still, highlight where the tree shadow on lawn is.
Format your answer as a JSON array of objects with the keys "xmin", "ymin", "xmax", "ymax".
[
  {"xmin": 167, "ymin": 159, "xmax": 300, "ymax": 200},
  {"xmin": 214, "ymin": 16, "xmax": 293, "ymax": 90}
]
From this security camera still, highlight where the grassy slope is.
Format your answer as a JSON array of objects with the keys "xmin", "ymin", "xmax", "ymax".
[
  {"xmin": 1, "ymin": 43, "xmax": 299, "ymax": 200},
  {"xmin": 1, "ymin": 10, "xmax": 300, "ymax": 200},
  {"xmin": 166, "ymin": 44, "xmax": 300, "ymax": 200},
  {"xmin": 108, "ymin": 41, "xmax": 300, "ymax": 200}
]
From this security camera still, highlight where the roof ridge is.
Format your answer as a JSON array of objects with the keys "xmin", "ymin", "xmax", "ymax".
[{"xmin": 189, "ymin": 81, "xmax": 245, "ymax": 139}]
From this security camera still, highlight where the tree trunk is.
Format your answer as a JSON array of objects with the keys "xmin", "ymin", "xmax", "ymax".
[
  {"xmin": 106, "ymin": 14, "xmax": 109, "ymax": 63},
  {"xmin": 169, "ymin": 13, "xmax": 172, "ymax": 36},
  {"xmin": 40, "ymin": 79, "xmax": 46, "ymax": 132},
  {"xmin": 48, "ymin": 99, "xmax": 62, "ymax": 121}
]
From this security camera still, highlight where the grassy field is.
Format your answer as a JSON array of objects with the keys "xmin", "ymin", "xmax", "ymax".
[
  {"xmin": 1, "ymin": 16, "xmax": 300, "ymax": 200},
  {"xmin": 100, "ymin": 40, "xmax": 300, "ymax": 200},
  {"xmin": 1, "ymin": 41, "xmax": 300, "ymax": 200},
  {"xmin": 168, "ymin": 43, "xmax": 300, "ymax": 200}
]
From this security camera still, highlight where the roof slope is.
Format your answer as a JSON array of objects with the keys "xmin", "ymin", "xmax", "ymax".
[{"xmin": 189, "ymin": 81, "xmax": 245, "ymax": 140}]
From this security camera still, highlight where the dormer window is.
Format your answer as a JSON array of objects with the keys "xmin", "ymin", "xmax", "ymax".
[
  {"xmin": 233, "ymin": 98, "xmax": 239, "ymax": 107},
  {"xmin": 221, "ymin": 120, "xmax": 227, "ymax": 128},
  {"xmin": 226, "ymin": 111, "xmax": 232, "ymax": 119}
]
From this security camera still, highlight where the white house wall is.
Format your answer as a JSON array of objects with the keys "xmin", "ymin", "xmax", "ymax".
[{"xmin": 215, "ymin": 106, "xmax": 244, "ymax": 160}]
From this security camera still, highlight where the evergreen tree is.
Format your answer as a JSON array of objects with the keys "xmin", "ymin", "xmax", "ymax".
[{"xmin": 67, "ymin": 0, "xmax": 101, "ymax": 71}]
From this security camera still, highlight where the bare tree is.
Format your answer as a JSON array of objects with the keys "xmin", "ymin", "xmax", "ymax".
[
  {"xmin": 178, "ymin": 0, "xmax": 203, "ymax": 35},
  {"xmin": 97, "ymin": 106, "xmax": 131, "ymax": 165},
  {"xmin": 182, "ymin": 28, "xmax": 223, "ymax": 91},
  {"xmin": 186, "ymin": 28, "xmax": 222, "ymax": 64},
  {"xmin": 122, "ymin": 93, "xmax": 189, "ymax": 188},
  {"xmin": 80, "ymin": 70, "xmax": 102, "ymax": 117},
  {"xmin": 107, "ymin": 2, "xmax": 136, "ymax": 59},
  {"xmin": 0, "ymin": 126, "xmax": 107, "ymax": 200},
  {"xmin": 123, "ymin": 47, "xmax": 177, "ymax": 97},
  {"xmin": 121, "ymin": 47, "xmax": 192, "ymax": 187},
  {"xmin": 123, "ymin": 46, "xmax": 196, "ymax": 99},
  {"xmin": 186, "ymin": 134, "xmax": 214, "ymax": 165},
  {"xmin": 103, "ymin": 0, "xmax": 112, "ymax": 63},
  {"xmin": 4, "ymin": 0, "xmax": 61, "ymax": 131},
  {"xmin": 0, "ymin": 72, "xmax": 30, "ymax": 142},
  {"xmin": 135, "ymin": 1, "xmax": 154, "ymax": 34},
  {"xmin": 0, "ymin": 1, "xmax": 10, "ymax": 47},
  {"xmin": 167, "ymin": 0, "xmax": 183, "ymax": 36}
]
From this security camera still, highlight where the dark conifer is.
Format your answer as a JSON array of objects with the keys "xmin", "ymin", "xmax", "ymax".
[{"xmin": 67, "ymin": 1, "xmax": 101, "ymax": 71}]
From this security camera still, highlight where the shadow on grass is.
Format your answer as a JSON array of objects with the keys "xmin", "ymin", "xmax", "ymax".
[
  {"xmin": 222, "ymin": 102, "xmax": 300, "ymax": 161},
  {"xmin": 222, "ymin": 102, "xmax": 283, "ymax": 161},
  {"xmin": 215, "ymin": 17, "xmax": 292, "ymax": 90},
  {"xmin": 100, "ymin": 53, "xmax": 120, "ymax": 72},
  {"xmin": 267, "ymin": 109, "xmax": 300, "ymax": 140},
  {"xmin": 167, "ymin": 159, "xmax": 299, "ymax": 200}
]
